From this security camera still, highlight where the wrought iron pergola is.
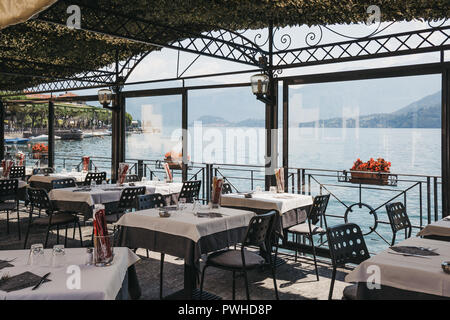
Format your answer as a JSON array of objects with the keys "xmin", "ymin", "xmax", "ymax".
[{"xmin": 1, "ymin": 1, "xmax": 449, "ymax": 215}]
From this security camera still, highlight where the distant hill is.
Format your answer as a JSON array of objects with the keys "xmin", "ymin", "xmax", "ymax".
[
  {"xmin": 298, "ymin": 91, "xmax": 441, "ymax": 128},
  {"xmin": 190, "ymin": 115, "xmax": 265, "ymax": 127}
]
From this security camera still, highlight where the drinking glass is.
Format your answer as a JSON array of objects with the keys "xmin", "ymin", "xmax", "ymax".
[
  {"xmin": 91, "ymin": 180, "xmax": 97, "ymax": 189},
  {"xmin": 61, "ymin": 167, "xmax": 67, "ymax": 174},
  {"xmin": 101, "ymin": 180, "xmax": 108, "ymax": 189},
  {"xmin": 269, "ymin": 186, "xmax": 277, "ymax": 193},
  {"xmin": 141, "ymin": 176, "xmax": 147, "ymax": 184},
  {"xmin": 51, "ymin": 245, "xmax": 66, "ymax": 268},
  {"xmin": 255, "ymin": 186, "xmax": 262, "ymax": 193},
  {"xmin": 28, "ymin": 243, "xmax": 45, "ymax": 266},
  {"xmin": 71, "ymin": 168, "xmax": 76, "ymax": 173},
  {"xmin": 178, "ymin": 198, "xmax": 186, "ymax": 210}
]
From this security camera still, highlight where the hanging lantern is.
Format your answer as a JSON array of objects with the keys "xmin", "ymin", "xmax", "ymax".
[{"xmin": 250, "ymin": 74, "xmax": 269, "ymax": 95}]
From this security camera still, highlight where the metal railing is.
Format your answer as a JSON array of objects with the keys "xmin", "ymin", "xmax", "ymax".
[{"xmin": 44, "ymin": 154, "xmax": 443, "ymax": 251}]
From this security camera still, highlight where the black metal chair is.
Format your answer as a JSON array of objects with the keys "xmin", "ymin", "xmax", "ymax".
[
  {"xmin": 287, "ymin": 194, "xmax": 330, "ymax": 281},
  {"xmin": 137, "ymin": 193, "xmax": 167, "ymax": 299},
  {"xmin": 178, "ymin": 180, "xmax": 201, "ymax": 203},
  {"xmin": 84, "ymin": 172, "xmax": 107, "ymax": 186},
  {"xmin": 0, "ymin": 179, "xmax": 20, "ymax": 239},
  {"xmin": 24, "ymin": 188, "xmax": 83, "ymax": 249},
  {"xmin": 137, "ymin": 193, "xmax": 165, "ymax": 210},
  {"xmin": 200, "ymin": 210, "xmax": 279, "ymax": 300},
  {"xmin": 385, "ymin": 202, "xmax": 412, "ymax": 245},
  {"xmin": 125, "ymin": 174, "xmax": 140, "ymax": 183},
  {"xmin": 9, "ymin": 166, "xmax": 25, "ymax": 180},
  {"xmin": 51, "ymin": 178, "xmax": 76, "ymax": 189},
  {"xmin": 326, "ymin": 223, "xmax": 370, "ymax": 300},
  {"xmin": 222, "ymin": 182, "xmax": 233, "ymax": 194},
  {"xmin": 32, "ymin": 167, "xmax": 54, "ymax": 175},
  {"xmin": 106, "ymin": 187, "xmax": 146, "ymax": 228}
]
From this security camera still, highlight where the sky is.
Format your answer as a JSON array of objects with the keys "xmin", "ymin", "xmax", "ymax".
[{"xmin": 71, "ymin": 19, "xmax": 448, "ymax": 123}]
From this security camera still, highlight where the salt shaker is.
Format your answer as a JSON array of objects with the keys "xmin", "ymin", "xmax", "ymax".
[{"xmin": 85, "ymin": 247, "xmax": 93, "ymax": 265}]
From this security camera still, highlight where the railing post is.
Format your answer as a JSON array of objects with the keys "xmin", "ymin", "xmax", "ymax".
[
  {"xmin": 434, "ymin": 177, "xmax": 438, "ymax": 222},
  {"xmin": 0, "ymin": 99, "xmax": 4, "ymax": 161},
  {"xmin": 48, "ymin": 101, "xmax": 55, "ymax": 168},
  {"xmin": 137, "ymin": 160, "xmax": 144, "ymax": 179},
  {"xmin": 427, "ymin": 176, "xmax": 431, "ymax": 224}
]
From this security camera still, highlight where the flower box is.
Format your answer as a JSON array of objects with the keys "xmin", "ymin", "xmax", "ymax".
[
  {"xmin": 349, "ymin": 157, "xmax": 391, "ymax": 185},
  {"xmin": 349, "ymin": 171, "xmax": 389, "ymax": 185}
]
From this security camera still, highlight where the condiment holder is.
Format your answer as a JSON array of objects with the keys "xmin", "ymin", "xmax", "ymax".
[{"xmin": 442, "ymin": 261, "xmax": 450, "ymax": 274}]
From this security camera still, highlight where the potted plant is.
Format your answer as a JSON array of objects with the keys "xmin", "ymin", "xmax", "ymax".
[
  {"xmin": 164, "ymin": 151, "xmax": 190, "ymax": 170},
  {"xmin": 350, "ymin": 158, "xmax": 391, "ymax": 185},
  {"xmin": 32, "ymin": 143, "xmax": 48, "ymax": 160}
]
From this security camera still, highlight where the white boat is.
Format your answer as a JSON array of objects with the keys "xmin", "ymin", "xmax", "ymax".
[{"xmin": 30, "ymin": 135, "xmax": 61, "ymax": 141}]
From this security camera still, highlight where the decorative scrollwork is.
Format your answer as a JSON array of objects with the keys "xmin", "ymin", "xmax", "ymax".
[
  {"xmin": 428, "ymin": 18, "xmax": 448, "ymax": 28},
  {"xmin": 272, "ymin": 68, "xmax": 283, "ymax": 78},
  {"xmin": 253, "ymin": 27, "xmax": 292, "ymax": 51},
  {"xmin": 305, "ymin": 26, "xmax": 323, "ymax": 47}
]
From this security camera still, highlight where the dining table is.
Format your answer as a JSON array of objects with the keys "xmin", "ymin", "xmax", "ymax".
[
  {"xmin": 28, "ymin": 172, "xmax": 88, "ymax": 191},
  {"xmin": 48, "ymin": 181, "xmax": 183, "ymax": 219},
  {"xmin": 0, "ymin": 247, "xmax": 140, "ymax": 300},
  {"xmin": 417, "ymin": 216, "xmax": 450, "ymax": 241},
  {"xmin": 116, "ymin": 203, "xmax": 255, "ymax": 299},
  {"xmin": 345, "ymin": 236, "xmax": 450, "ymax": 299},
  {"xmin": 221, "ymin": 191, "xmax": 313, "ymax": 234}
]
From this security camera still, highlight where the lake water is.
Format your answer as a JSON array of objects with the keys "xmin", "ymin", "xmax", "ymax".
[{"xmin": 39, "ymin": 127, "xmax": 441, "ymax": 253}]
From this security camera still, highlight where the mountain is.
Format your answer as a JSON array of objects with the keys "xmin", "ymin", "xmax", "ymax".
[
  {"xmin": 298, "ymin": 91, "xmax": 441, "ymax": 128},
  {"xmin": 189, "ymin": 115, "xmax": 265, "ymax": 127}
]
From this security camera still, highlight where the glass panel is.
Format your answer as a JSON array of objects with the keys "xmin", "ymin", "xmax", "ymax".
[
  {"xmin": 125, "ymin": 95, "xmax": 182, "ymax": 181},
  {"xmin": 288, "ymin": 74, "xmax": 442, "ymax": 253}
]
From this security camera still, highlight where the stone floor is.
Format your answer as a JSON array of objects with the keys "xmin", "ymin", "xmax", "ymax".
[{"xmin": 0, "ymin": 204, "xmax": 351, "ymax": 300}]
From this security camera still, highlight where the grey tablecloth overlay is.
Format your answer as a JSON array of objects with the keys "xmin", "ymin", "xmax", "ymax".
[
  {"xmin": 346, "ymin": 237, "xmax": 450, "ymax": 297},
  {"xmin": 0, "ymin": 247, "xmax": 139, "ymax": 300}
]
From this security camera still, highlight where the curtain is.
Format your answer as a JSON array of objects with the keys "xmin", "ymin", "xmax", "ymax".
[{"xmin": 0, "ymin": 0, "xmax": 57, "ymax": 29}]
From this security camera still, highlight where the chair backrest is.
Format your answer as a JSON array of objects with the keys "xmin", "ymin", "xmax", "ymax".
[
  {"xmin": 9, "ymin": 166, "xmax": 25, "ymax": 179},
  {"xmin": 51, "ymin": 178, "xmax": 76, "ymax": 189},
  {"xmin": 178, "ymin": 180, "xmax": 201, "ymax": 203},
  {"xmin": 137, "ymin": 193, "xmax": 165, "ymax": 210},
  {"xmin": 242, "ymin": 211, "xmax": 277, "ymax": 250},
  {"xmin": 125, "ymin": 174, "xmax": 140, "ymax": 183},
  {"xmin": 222, "ymin": 183, "xmax": 233, "ymax": 194},
  {"xmin": 119, "ymin": 187, "xmax": 146, "ymax": 210},
  {"xmin": 32, "ymin": 167, "xmax": 54, "ymax": 175},
  {"xmin": 309, "ymin": 194, "xmax": 330, "ymax": 226},
  {"xmin": 326, "ymin": 223, "xmax": 370, "ymax": 268},
  {"xmin": 0, "ymin": 179, "xmax": 18, "ymax": 201},
  {"xmin": 84, "ymin": 172, "xmax": 107, "ymax": 185},
  {"xmin": 385, "ymin": 202, "xmax": 412, "ymax": 233},
  {"xmin": 27, "ymin": 188, "xmax": 52, "ymax": 210}
]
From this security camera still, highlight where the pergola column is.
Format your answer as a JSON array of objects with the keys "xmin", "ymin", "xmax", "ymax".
[
  {"xmin": 182, "ymin": 89, "xmax": 188, "ymax": 181},
  {"xmin": 48, "ymin": 101, "xmax": 55, "ymax": 168},
  {"xmin": 442, "ymin": 67, "xmax": 450, "ymax": 218},
  {"xmin": 111, "ymin": 92, "xmax": 126, "ymax": 182},
  {"xmin": 265, "ymin": 21, "xmax": 278, "ymax": 190},
  {"xmin": 0, "ymin": 99, "xmax": 4, "ymax": 160}
]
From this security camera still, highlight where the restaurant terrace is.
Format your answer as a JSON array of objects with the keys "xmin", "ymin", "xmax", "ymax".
[{"xmin": 0, "ymin": 0, "xmax": 449, "ymax": 300}]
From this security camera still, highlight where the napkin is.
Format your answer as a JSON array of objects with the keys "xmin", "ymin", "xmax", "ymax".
[
  {"xmin": 390, "ymin": 246, "xmax": 439, "ymax": 256},
  {"xmin": 0, "ymin": 272, "xmax": 50, "ymax": 292},
  {"xmin": 0, "ymin": 260, "xmax": 13, "ymax": 271}
]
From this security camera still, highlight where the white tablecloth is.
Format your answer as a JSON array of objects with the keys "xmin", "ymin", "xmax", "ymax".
[
  {"xmin": 417, "ymin": 217, "xmax": 450, "ymax": 238},
  {"xmin": 49, "ymin": 186, "xmax": 123, "ymax": 207},
  {"xmin": 49, "ymin": 182, "xmax": 182, "ymax": 208},
  {"xmin": 116, "ymin": 204, "xmax": 255, "ymax": 242},
  {"xmin": 221, "ymin": 192, "xmax": 313, "ymax": 215},
  {"xmin": 345, "ymin": 237, "xmax": 450, "ymax": 297},
  {"xmin": 29, "ymin": 172, "xmax": 87, "ymax": 184},
  {"xmin": 125, "ymin": 181, "xmax": 183, "ymax": 196},
  {"xmin": 0, "ymin": 247, "xmax": 139, "ymax": 300}
]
